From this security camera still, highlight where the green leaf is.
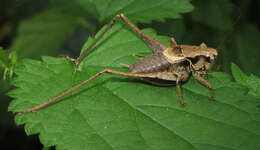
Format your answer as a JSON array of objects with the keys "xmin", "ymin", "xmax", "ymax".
[
  {"xmin": 232, "ymin": 63, "xmax": 260, "ymax": 99},
  {"xmin": 9, "ymin": 24, "xmax": 260, "ymax": 150},
  {"xmin": 10, "ymin": 9, "xmax": 79, "ymax": 59},
  {"xmin": 52, "ymin": 0, "xmax": 194, "ymax": 23}
]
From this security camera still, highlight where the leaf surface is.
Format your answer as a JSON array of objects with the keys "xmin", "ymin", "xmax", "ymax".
[{"xmin": 9, "ymin": 24, "xmax": 260, "ymax": 150}]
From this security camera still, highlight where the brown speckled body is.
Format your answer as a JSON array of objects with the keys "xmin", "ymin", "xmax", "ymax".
[
  {"xmin": 129, "ymin": 53, "xmax": 171, "ymax": 73},
  {"xmin": 129, "ymin": 53, "xmax": 191, "ymax": 81}
]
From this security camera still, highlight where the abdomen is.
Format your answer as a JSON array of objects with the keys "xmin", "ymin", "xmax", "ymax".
[{"xmin": 129, "ymin": 53, "xmax": 170, "ymax": 73}]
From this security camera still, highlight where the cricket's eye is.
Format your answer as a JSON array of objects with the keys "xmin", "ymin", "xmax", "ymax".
[
  {"xmin": 209, "ymin": 56, "xmax": 216, "ymax": 63},
  {"xmin": 191, "ymin": 56, "xmax": 199, "ymax": 64},
  {"xmin": 205, "ymin": 56, "xmax": 214, "ymax": 63}
]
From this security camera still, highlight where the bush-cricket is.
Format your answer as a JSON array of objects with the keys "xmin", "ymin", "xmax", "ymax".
[{"xmin": 15, "ymin": 14, "xmax": 218, "ymax": 114}]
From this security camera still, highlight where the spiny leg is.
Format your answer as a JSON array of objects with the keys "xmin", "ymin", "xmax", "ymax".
[
  {"xmin": 192, "ymin": 72, "xmax": 216, "ymax": 101},
  {"xmin": 119, "ymin": 14, "xmax": 168, "ymax": 53},
  {"xmin": 141, "ymin": 78, "xmax": 175, "ymax": 86},
  {"xmin": 14, "ymin": 69, "xmax": 158, "ymax": 115},
  {"xmin": 176, "ymin": 77, "xmax": 186, "ymax": 106},
  {"xmin": 75, "ymin": 13, "xmax": 168, "ymax": 65}
]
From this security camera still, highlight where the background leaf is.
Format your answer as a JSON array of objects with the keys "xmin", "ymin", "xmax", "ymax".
[
  {"xmin": 231, "ymin": 24, "xmax": 260, "ymax": 76},
  {"xmin": 10, "ymin": 9, "xmax": 79, "ymax": 59},
  {"xmin": 9, "ymin": 24, "xmax": 260, "ymax": 150}
]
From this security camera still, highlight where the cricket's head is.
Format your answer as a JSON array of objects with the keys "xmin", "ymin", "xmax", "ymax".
[
  {"xmin": 180, "ymin": 43, "xmax": 218, "ymax": 72},
  {"xmin": 180, "ymin": 43, "xmax": 218, "ymax": 62}
]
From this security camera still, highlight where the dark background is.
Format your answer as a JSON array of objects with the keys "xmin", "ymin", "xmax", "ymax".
[{"xmin": 0, "ymin": 0, "xmax": 259, "ymax": 149}]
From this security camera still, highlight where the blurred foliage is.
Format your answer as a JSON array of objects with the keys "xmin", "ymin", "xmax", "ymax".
[
  {"xmin": 10, "ymin": 9, "xmax": 79, "ymax": 59},
  {"xmin": 0, "ymin": 0, "xmax": 260, "ymax": 149},
  {"xmin": 0, "ymin": 47, "xmax": 18, "ymax": 80},
  {"xmin": 0, "ymin": 47, "xmax": 18, "ymax": 93}
]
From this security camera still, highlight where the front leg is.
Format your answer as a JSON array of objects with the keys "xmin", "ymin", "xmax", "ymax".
[{"xmin": 192, "ymin": 72, "xmax": 216, "ymax": 101}]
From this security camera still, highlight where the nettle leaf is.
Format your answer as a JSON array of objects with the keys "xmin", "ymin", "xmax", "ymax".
[
  {"xmin": 9, "ymin": 23, "xmax": 260, "ymax": 150},
  {"xmin": 232, "ymin": 63, "xmax": 260, "ymax": 99},
  {"xmin": 52, "ymin": 0, "xmax": 194, "ymax": 23},
  {"xmin": 10, "ymin": 9, "xmax": 78, "ymax": 59}
]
